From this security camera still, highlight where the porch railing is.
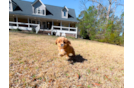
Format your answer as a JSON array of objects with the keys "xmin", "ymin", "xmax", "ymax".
[
  {"xmin": 51, "ymin": 25, "xmax": 77, "ymax": 38},
  {"xmin": 9, "ymin": 21, "xmax": 40, "ymax": 34}
]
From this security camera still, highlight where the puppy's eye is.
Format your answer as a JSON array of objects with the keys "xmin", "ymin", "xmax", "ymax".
[
  {"xmin": 64, "ymin": 41, "xmax": 66, "ymax": 43},
  {"xmin": 58, "ymin": 41, "xmax": 60, "ymax": 43}
]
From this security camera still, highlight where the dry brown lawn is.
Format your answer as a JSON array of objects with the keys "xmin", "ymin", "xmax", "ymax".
[{"xmin": 9, "ymin": 31, "xmax": 124, "ymax": 88}]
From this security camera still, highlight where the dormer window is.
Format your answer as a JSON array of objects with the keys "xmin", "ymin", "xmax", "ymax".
[
  {"xmin": 9, "ymin": 0, "xmax": 13, "ymax": 11},
  {"xmin": 32, "ymin": 0, "xmax": 46, "ymax": 16},
  {"xmin": 9, "ymin": 1, "xmax": 11, "ymax": 10},
  {"xmin": 64, "ymin": 10, "xmax": 66, "ymax": 16},
  {"xmin": 62, "ymin": 6, "xmax": 69, "ymax": 19}
]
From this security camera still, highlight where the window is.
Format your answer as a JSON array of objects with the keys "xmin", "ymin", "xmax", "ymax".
[
  {"xmin": 33, "ymin": 7, "xmax": 46, "ymax": 15},
  {"xmin": 32, "ymin": 21, "xmax": 35, "ymax": 24},
  {"xmin": 29, "ymin": 19, "xmax": 31, "ymax": 23},
  {"xmin": 64, "ymin": 11, "xmax": 66, "ymax": 16},
  {"xmin": 37, "ymin": 21, "xmax": 40, "ymax": 24},
  {"xmin": 9, "ymin": 1, "xmax": 11, "ymax": 10},
  {"xmin": 38, "ymin": 9, "xmax": 40, "ymax": 14},
  {"xmin": 14, "ymin": 18, "xmax": 17, "ymax": 22}
]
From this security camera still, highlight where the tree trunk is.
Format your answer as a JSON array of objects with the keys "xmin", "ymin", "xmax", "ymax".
[
  {"xmin": 106, "ymin": 0, "xmax": 112, "ymax": 24},
  {"xmin": 104, "ymin": 0, "xmax": 112, "ymax": 33}
]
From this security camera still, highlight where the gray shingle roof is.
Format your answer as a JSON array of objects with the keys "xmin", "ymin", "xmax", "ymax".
[{"xmin": 9, "ymin": 0, "xmax": 78, "ymax": 22}]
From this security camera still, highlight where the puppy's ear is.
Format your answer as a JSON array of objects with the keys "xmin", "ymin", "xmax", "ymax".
[
  {"xmin": 65, "ymin": 38, "xmax": 71, "ymax": 45},
  {"xmin": 67, "ymin": 40, "xmax": 71, "ymax": 45}
]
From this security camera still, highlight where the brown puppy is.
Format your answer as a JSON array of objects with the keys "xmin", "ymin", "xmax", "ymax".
[{"xmin": 55, "ymin": 37, "xmax": 75, "ymax": 58}]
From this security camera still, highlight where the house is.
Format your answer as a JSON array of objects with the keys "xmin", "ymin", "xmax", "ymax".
[{"xmin": 9, "ymin": 0, "xmax": 78, "ymax": 38}]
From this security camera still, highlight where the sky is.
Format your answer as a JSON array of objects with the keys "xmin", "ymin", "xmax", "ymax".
[{"xmin": 23, "ymin": 0, "xmax": 124, "ymax": 18}]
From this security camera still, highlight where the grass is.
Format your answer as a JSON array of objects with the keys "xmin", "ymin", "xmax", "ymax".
[{"xmin": 9, "ymin": 31, "xmax": 124, "ymax": 88}]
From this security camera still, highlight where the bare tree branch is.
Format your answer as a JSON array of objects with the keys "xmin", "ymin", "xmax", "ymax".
[
  {"xmin": 116, "ymin": 3, "xmax": 124, "ymax": 6},
  {"xmin": 88, "ymin": 0, "xmax": 107, "ymax": 11},
  {"xmin": 80, "ymin": 0, "xmax": 88, "ymax": 10},
  {"xmin": 112, "ymin": 0, "xmax": 124, "ymax": 6},
  {"xmin": 111, "ymin": 0, "xmax": 117, "ymax": 4},
  {"xmin": 79, "ymin": 0, "xmax": 124, "ymax": 33}
]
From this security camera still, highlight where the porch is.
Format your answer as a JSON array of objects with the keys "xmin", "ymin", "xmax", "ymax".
[{"xmin": 9, "ymin": 15, "xmax": 78, "ymax": 38}]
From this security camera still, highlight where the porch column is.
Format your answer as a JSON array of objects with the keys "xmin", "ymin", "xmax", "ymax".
[
  {"xmin": 40, "ymin": 21, "xmax": 42, "ymax": 28},
  {"xmin": 46, "ymin": 21, "xmax": 47, "ymax": 29},
  {"xmin": 51, "ymin": 21, "xmax": 54, "ymax": 35},
  {"xmin": 38, "ymin": 20, "xmax": 40, "ymax": 24},
  {"xmin": 69, "ymin": 23, "xmax": 70, "ymax": 31},
  {"xmin": 36, "ymin": 20, "xmax": 40, "ymax": 33},
  {"xmin": 28, "ymin": 18, "xmax": 30, "ymax": 29},
  {"xmin": 60, "ymin": 21, "xmax": 62, "ymax": 30},
  {"xmin": 52, "ymin": 21, "xmax": 54, "ymax": 26},
  {"xmin": 37, "ymin": 20, "xmax": 40, "ymax": 26},
  {"xmin": 75, "ymin": 27, "xmax": 78, "ymax": 38},
  {"xmin": 52, "ymin": 21, "xmax": 54, "ymax": 29},
  {"xmin": 38, "ymin": 20, "xmax": 40, "ymax": 29},
  {"xmin": 16, "ymin": 16, "xmax": 18, "ymax": 28}
]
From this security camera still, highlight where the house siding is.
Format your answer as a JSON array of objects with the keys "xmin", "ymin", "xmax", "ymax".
[{"xmin": 9, "ymin": 0, "xmax": 13, "ymax": 11}]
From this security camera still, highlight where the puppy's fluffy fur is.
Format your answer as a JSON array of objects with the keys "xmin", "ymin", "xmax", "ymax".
[{"xmin": 55, "ymin": 37, "xmax": 75, "ymax": 58}]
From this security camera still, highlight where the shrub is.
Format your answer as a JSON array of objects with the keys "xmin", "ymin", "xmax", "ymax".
[
  {"xmin": 16, "ymin": 28, "xmax": 22, "ymax": 31},
  {"xmin": 67, "ymin": 36, "xmax": 75, "ymax": 40},
  {"xmin": 32, "ymin": 28, "xmax": 36, "ymax": 33},
  {"xmin": 80, "ymin": 29, "xmax": 89, "ymax": 39}
]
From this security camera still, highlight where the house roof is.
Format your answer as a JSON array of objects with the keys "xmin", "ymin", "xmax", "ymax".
[
  {"xmin": 9, "ymin": 0, "xmax": 78, "ymax": 22},
  {"xmin": 32, "ymin": 0, "xmax": 46, "ymax": 7},
  {"xmin": 62, "ymin": 6, "xmax": 69, "ymax": 11}
]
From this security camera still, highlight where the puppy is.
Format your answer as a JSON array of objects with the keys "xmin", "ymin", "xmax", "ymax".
[{"xmin": 55, "ymin": 37, "xmax": 75, "ymax": 58}]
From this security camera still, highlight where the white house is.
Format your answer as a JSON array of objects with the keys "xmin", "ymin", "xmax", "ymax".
[{"xmin": 9, "ymin": 0, "xmax": 78, "ymax": 38}]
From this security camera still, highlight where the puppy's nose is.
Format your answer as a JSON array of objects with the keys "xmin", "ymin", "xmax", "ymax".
[{"xmin": 61, "ymin": 44, "xmax": 64, "ymax": 47}]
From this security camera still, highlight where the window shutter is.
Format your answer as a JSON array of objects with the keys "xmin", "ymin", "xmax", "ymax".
[
  {"xmin": 34, "ymin": 8, "xmax": 36, "ymax": 13},
  {"xmin": 43, "ymin": 10, "xmax": 44, "ymax": 15},
  {"xmin": 38, "ymin": 9, "xmax": 39, "ymax": 14},
  {"xmin": 36, "ymin": 9, "xmax": 37, "ymax": 13},
  {"xmin": 41, "ymin": 10, "xmax": 43, "ymax": 15}
]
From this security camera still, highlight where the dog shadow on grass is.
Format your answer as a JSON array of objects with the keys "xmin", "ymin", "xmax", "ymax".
[{"xmin": 67, "ymin": 54, "xmax": 87, "ymax": 65}]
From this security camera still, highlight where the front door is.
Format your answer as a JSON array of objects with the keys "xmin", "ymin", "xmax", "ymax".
[{"xmin": 42, "ymin": 22, "xmax": 46, "ymax": 29}]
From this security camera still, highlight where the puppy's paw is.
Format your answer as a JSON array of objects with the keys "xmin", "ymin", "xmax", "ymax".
[
  {"xmin": 58, "ymin": 53, "xmax": 64, "ymax": 57},
  {"xmin": 58, "ymin": 53, "xmax": 61, "ymax": 57},
  {"xmin": 66, "ymin": 56, "xmax": 69, "ymax": 59}
]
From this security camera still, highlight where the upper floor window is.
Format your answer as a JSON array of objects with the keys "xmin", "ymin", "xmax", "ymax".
[
  {"xmin": 38, "ymin": 8, "xmax": 40, "ymax": 14},
  {"xmin": 34, "ymin": 8, "xmax": 45, "ymax": 15},
  {"xmin": 64, "ymin": 11, "xmax": 66, "ymax": 16},
  {"xmin": 62, "ymin": 6, "xmax": 69, "ymax": 18},
  {"xmin": 9, "ymin": 1, "xmax": 11, "ymax": 10},
  {"xmin": 32, "ymin": 0, "xmax": 46, "ymax": 15}
]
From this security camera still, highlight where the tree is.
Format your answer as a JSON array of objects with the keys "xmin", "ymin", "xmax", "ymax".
[
  {"xmin": 77, "ymin": 10, "xmax": 89, "ymax": 38},
  {"xmin": 77, "ymin": 0, "xmax": 124, "ymax": 45},
  {"xmin": 77, "ymin": 6, "xmax": 98, "ymax": 39},
  {"xmin": 79, "ymin": 0, "xmax": 124, "ymax": 32}
]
